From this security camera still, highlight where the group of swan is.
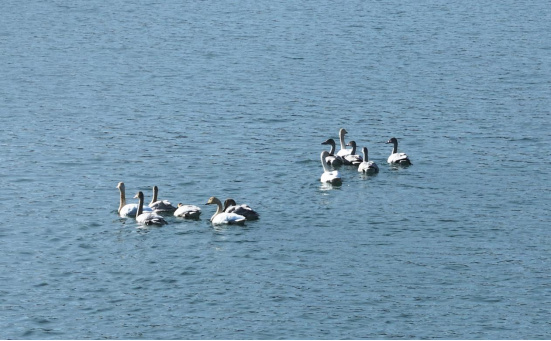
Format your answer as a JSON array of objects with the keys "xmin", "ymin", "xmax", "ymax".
[
  {"xmin": 320, "ymin": 128, "xmax": 411, "ymax": 184},
  {"xmin": 117, "ymin": 128, "xmax": 408, "ymax": 223},
  {"xmin": 117, "ymin": 182, "xmax": 258, "ymax": 226}
]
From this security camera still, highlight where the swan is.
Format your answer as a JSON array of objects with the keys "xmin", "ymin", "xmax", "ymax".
[
  {"xmin": 320, "ymin": 151, "xmax": 342, "ymax": 185},
  {"xmin": 134, "ymin": 191, "xmax": 168, "ymax": 226},
  {"xmin": 386, "ymin": 137, "xmax": 412, "ymax": 165},
  {"xmin": 358, "ymin": 147, "xmax": 379, "ymax": 174},
  {"xmin": 148, "ymin": 185, "xmax": 177, "ymax": 212},
  {"xmin": 223, "ymin": 198, "xmax": 259, "ymax": 220},
  {"xmin": 206, "ymin": 196, "xmax": 246, "ymax": 225},
  {"xmin": 343, "ymin": 141, "xmax": 364, "ymax": 166},
  {"xmin": 336, "ymin": 128, "xmax": 353, "ymax": 158},
  {"xmin": 117, "ymin": 182, "xmax": 152, "ymax": 218},
  {"xmin": 174, "ymin": 203, "xmax": 202, "ymax": 219},
  {"xmin": 321, "ymin": 139, "xmax": 343, "ymax": 167}
]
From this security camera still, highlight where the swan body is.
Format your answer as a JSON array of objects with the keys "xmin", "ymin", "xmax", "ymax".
[
  {"xmin": 148, "ymin": 185, "xmax": 177, "ymax": 212},
  {"xmin": 223, "ymin": 198, "xmax": 259, "ymax": 220},
  {"xmin": 174, "ymin": 203, "xmax": 202, "ymax": 219},
  {"xmin": 206, "ymin": 196, "xmax": 246, "ymax": 225},
  {"xmin": 358, "ymin": 147, "xmax": 379, "ymax": 174},
  {"xmin": 336, "ymin": 128, "xmax": 353, "ymax": 158},
  {"xmin": 320, "ymin": 151, "xmax": 342, "ymax": 185},
  {"xmin": 321, "ymin": 138, "xmax": 343, "ymax": 167},
  {"xmin": 343, "ymin": 141, "xmax": 363, "ymax": 166},
  {"xmin": 386, "ymin": 137, "xmax": 412, "ymax": 165},
  {"xmin": 117, "ymin": 182, "xmax": 152, "ymax": 218},
  {"xmin": 134, "ymin": 191, "xmax": 168, "ymax": 226}
]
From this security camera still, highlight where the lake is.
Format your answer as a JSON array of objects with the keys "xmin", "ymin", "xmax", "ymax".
[{"xmin": 1, "ymin": 0, "xmax": 550, "ymax": 339}]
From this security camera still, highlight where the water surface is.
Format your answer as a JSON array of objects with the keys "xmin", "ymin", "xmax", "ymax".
[{"xmin": 1, "ymin": 0, "xmax": 550, "ymax": 339}]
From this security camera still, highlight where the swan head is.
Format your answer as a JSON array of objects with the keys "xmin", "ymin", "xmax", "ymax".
[
  {"xmin": 224, "ymin": 198, "xmax": 237, "ymax": 210},
  {"xmin": 339, "ymin": 128, "xmax": 348, "ymax": 136},
  {"xmin": 386, "ymin": 137, "xmax": 398, "ymax": 145},
  {"xmin": 134, "ymin": 191, "xmax": 144, "ymax": 200},
  {"xmin": 346, "ymin": 141, "xmax": 357, "ymax": 148},
  {"xmin": 321, "ymin": 138, "xmax": 336, "ymax": 146},
  {"xmin": 206, "ymin": 196, "xmax": 221, "ymax": 206},
  {"xmin": 346, "ymin": 140, "xmax": 358, "ymax": 154},
  {"xmin": 117, "ymin": 182, "xmax": 125, "ymax": 190}
]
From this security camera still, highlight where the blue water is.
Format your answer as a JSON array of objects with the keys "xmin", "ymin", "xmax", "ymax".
[{"xmin": 1, "ymin": 0, "xmax": 551, "ymax": 339}]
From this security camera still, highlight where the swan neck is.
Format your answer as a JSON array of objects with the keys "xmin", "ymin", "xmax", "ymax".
[
  {"xmin": 150, "ymin": 186, "xmax": 158, "ymax": 205},
  {"xmin": 211, "ymin": 198, "xmax": 224, "ymax": 221},
  {"xmin": 328, "ymin": 142, "xmax": 336, "ymax": 155},
  {"xmin": 392, "ymin": 141, "xmax": 398, "ymax": 154},
  {"xmin": 350, "ymin": 143, "xmax": 356, "ymax": 155},
  {"xmin": 321, "ymin": 153, "xmax": 330, "ymax": 172},
  {"xmin": 137, "ymin": 194, "xmax": 144, "ymax": 218},
  {"xmin": 339, "ymin": 130, "xmax": 347, "ymax": 150},
  {"xmin": 118, "ymin": 187, "xmax": 126, "ymax": 214}
]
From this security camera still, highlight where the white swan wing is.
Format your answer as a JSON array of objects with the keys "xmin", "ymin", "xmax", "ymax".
[
  {"xmin": 343, "ymin": 153, "xmax": 363, "ymax": 165},
  {"xmin": 225, "ymin": 204, "xmax": 259, "ymax": 220},
  {"xmin": 212, "ymin": 212, "xmax": 246, "ymax": 225},
  {"xmin": 325, "ymin": 155, "xmax": 343, "ymax": 167},
  {"xmin": 119, "ymin": 204, "xmax": 152, "ymax": 218},
  {"xmin": 174, "ymin": 205, "xmax": 202, "ymax": 219},
  {"xmin": 136, "ymin": 212, "xmax": 168, "ymax": 225},
  {"xmin": 358, "ymin": 161, "xmax": 379, "ymax": 173},
  {"xmin": 388, "ymin": 152, "xmax": 411, "ymax": 164},
  {"xmin": 321, "ymin": 170, "xmax": 342, "ymax": 185},
  {"xmin": 336, "ymin": 148, "xmax": 352, "ymax": 157},
  {"xmin": 149, "ymin": 200, "xmax": 176, "ymax": 212}
]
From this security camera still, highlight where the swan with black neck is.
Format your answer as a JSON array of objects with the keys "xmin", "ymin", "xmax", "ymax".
[
  {"xmin": 321, "ymin": 138, "xmax": 343, "ymax": 167},
  {"xmin": 134, "ymin": 191, "xmax": 168, "ymax": 225},
  {"xmin": 386, "ymin": 137, "xmax": 412, "ymax": 165},
  {"xmin": 223, "ymin": 198, "xmax": 259, "ymax": 220},
  {"xmin": 343, "ymin": 141, "xmax": 363, "ymax": 166}
]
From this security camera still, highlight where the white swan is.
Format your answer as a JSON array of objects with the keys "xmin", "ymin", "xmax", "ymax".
[
  {"xmin": 206, "ymin": 196, "xmax": 246, "ymax": 225},
  {"xmin": 117, "ymin": 182, "xmax": 152, "ymax": 218},
  {"xmin": 343, "ymin": 141, "xmax": 364, "ymax": 166},
  {"xmin": 148, "ymin": 185, "xmax": 177, "ymax": 212},
  {"xmin": 134, "ymin": 191, "xmax": 168, "ymax": 226},
  {"xmin": 321, "ymin": 138, "xmax": 343, "ymax": 167},
  {"xmin": 174, "ymin": 203, "xmax": 202, "ymax": 219},
  {"xmin": 336, "ymin": 128, "xmax": 353, "ymax": 158},
  {"xmin": 223, "ymin": 198, "xmax": 259, "ymax": 220},
  {"xmin": 358, "ymin": 146, "xmax": 379, "ymax": 174},
  {"xmin": 320, "ymin": 151, "xmax": 342, "ymax": 185},
  {"xmin": 386, "ymin": 137, "xmax": 412, "ymax": 165}
]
